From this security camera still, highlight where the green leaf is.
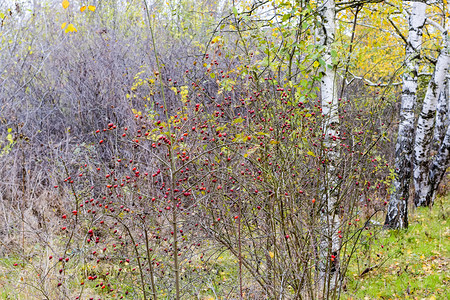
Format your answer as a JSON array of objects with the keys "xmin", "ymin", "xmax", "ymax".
[
  {"xmin": 232, "ymin": 133, "xmax": 245, "ymax": 142},
  {"xmin": 232, "ymin": 6, "xmax": 238, "ymax": 16},
  {"xmin": 232, "ymin": 117, "xmax": 244, "ymax": 125},
  {"xmin": 282, "ymin": 13, "xmax": 291, "ymax": 22}
]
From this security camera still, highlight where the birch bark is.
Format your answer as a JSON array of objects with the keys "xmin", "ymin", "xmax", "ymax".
[
  {"xmin": 384, "ymin": 2, "xmax": 426, "ymax": 229},
  {"xmin": 422, "ymin": 4, "xmax": 450, "ymax": 206},
  {"xmin": 317, "ymin": 0, "xmax": 340, "ymax": 295},
  {"xmin": 414, "ymin": 30, "xmax": 450, "ymax": 207},
  {"xmin": 433, "ymin": 79, "xmax": 449, "ymax": 150},
  {"xmin": 427, "ymin": 122, "xmax": 450, "ymax": 206}
]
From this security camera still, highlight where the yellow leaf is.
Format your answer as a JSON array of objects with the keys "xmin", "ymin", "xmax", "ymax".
[
  {"xmin": 62, "ymin": 0, "xmax": 69, "ymax": 9},
  {"xmin": 88, "ymin": 5, "xmax": 96, "ymax": 11},
  {"xmin": 80, "ymin": 6, "xmax": 86, "ymax": 12},
  {"xmin": 65, "ymin": 23, "xmax": 77, "ymax": 33},
  {"xmin": 61, "ymin": 22, "xmax": 67, "ymax": 29},
  {"xmin": 211, "ymin": 36, "xmax": 220, "ymax": 44},
  {"xmin": 269, "ymin": 251, "xmax": 274, "ymax": 258},
  {"xmin": 313, "ymin": 61, "xmax": 320, "ymax": 68}
]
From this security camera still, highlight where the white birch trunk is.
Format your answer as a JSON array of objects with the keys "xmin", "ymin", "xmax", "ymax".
[
  {"xmin": 426, "ymin": 121, "xmax": 450, "ymax": 206},
  {"xmin": 414, "ymin": 30, "xmax": 450, "ymax": 207},
  {"xmin": 385, "ymin": 2, "xmax": 426, "ymax": 229},
  {"xmin": 317, "ymin": 0, "xmax": 340, "ymax": 295},
  {"xmin": 433, "ymin": 78, "xmax": 449, "ymax": 150}
]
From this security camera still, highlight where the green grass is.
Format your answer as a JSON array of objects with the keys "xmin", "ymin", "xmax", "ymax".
[{"xmin": 343, "ymin": 196, "xmax": 450, "ymax": 300}]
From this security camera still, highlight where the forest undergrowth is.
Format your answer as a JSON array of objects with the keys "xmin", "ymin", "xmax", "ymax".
[{"xmin": 0, "ymin": 194, "xmax": 448, "ymax": 299}]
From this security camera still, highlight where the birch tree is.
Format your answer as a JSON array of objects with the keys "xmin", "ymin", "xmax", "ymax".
[
  {"xmin": 384, "ymin": 1, "xmax": 426, "ymax": 229},
  {"xmin": 414, "ymin": 21, "xmax": 450, "ymax": 207},
  {"xmin": 417, "ymin": 3, "xmax": 450, "ymax": 207},
  {"xmin": 427, "ymin": 118, "xmax": 450, "ymax": 205},
  {"xmin": 433, "ymin": 79, "xmax": 449, "ymax": 149},
  {"xmin": 317, "ymin": 0, "xmax": 340, "ymax": 294}
]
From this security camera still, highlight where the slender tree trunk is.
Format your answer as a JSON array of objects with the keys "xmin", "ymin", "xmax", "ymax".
[
  {"xmin": 423, "ymin": 5, "xmax": 450, "ymax": 206},
  {"xmin": 414, "ymin": 31, "xmax": 450, "ymax": 207},
  {"xmin": 317, "ymin": 0, "xmax": 340, "ymax": 295},
  {"xmin": 385, "ymin": 2, "xmax": 426, "ymax": 229},
  {"xmin": 426, "ymin": 122, "xmax": 450, "ymax": 206},
  {"xmin": 433, "ymin": 78, "xmax": 449, "ymax": 149}
]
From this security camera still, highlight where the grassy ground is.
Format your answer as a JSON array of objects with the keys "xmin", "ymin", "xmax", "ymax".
[
  {"xmin": 343, "ymin": 196, "xmax": 449, "ymax": 300},
  {"xmin": 1, "ymin": 198, "xmax": 448, "ymax": 299}
]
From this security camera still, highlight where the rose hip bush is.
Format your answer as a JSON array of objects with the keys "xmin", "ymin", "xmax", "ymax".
[{"xmin": 52, "ymin": 51, "xmax": 392, "ymax": 299}]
